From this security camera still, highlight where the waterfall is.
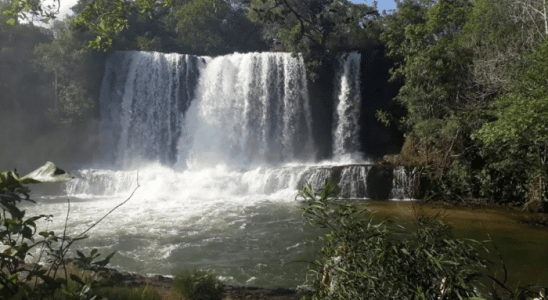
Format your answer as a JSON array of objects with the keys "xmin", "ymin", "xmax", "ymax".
[
  {"xmin": 333, "ymin": 52, "xmax": 362, "ymax": 162},
  {"xmin": 99, "ymin": 51, "xmax": 204, "ymax": 168},
  {"xmin": 88, "ymin": 50, "xmax": 416, "ymax": 200},
  {"xmin": 181, "ymin": 53, "xmax": 315, "ymax": 169},
  {"xmin": 99, "ymin": 51, "xmax": 314, "ymax": 169}
]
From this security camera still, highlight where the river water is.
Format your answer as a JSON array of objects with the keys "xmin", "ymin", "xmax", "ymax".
[{"xmin": 25, "ymin": 173, "xmax": 548, "ymax": 290}]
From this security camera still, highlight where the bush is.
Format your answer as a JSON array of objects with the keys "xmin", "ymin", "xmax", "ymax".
[
  {"xmin": 298, "ymin": 180, "xmax": 489, "ymax": 300},
  {"xmin": 94, "ymin": 285, "xmax": 163, "ymax": 300},
  {"xmin": 299, "ymin": 180, "xmax": 548, "ymax": 299},
  {"xmin": 0, "ymin": 162, "xmax": 116, "ymax": 299},
  {"xmin": 173, "ymin": 269, "xmax": 224, "ymax": 300}
]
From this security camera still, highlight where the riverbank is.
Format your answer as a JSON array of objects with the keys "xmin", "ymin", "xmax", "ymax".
[{"xmin": 97, "ymin": 268, "xmax": 303, "ymax": 300}]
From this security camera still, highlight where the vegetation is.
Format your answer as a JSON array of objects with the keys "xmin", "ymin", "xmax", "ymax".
[
  {"xmin": 173, "ymin": 269, "xmax": 224, "ymax": 300},
  {"xmin": 298, "ymin": 181, "xmax": 548, "ymax": 300},
  {"xmin": 93, "ymin": 285, "xmax": 164, "ymax": 300},
  {"xmin": 0, "ymin": 162, "xmax": 117, "ymax": 299},
  {"xmin": 377, "ymin": 0, "xmax": 548, "ymax": 210}
]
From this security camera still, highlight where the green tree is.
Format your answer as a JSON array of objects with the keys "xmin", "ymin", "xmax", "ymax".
[
  {"xmin": 381, "ymin": 0, "xmax": 473, "ymax": 141},
  {"xmin": 69, "ymin": 0, "xmax": 172, "ymax": 49},
  {"xmin": 34, "ymin": 19, "xmax": 96, "ymax": 125},
  {"xmin": 472, "ymin": 40, "xmax": 548, "ymax": 206},
  {"xmin": 167, "ymin": 0, "xmax": 230, "ymax": 55},
  {"xmin": 248, "ymin": 0, "xmax": 379, "ymax": 74}
]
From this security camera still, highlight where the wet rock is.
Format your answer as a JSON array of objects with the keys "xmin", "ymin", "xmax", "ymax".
[{"xmin": 366, "ymin": 165, "xmax": 393, "ymax": 200}]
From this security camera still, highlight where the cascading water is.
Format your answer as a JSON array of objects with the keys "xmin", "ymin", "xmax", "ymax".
[
  {"xmin": 333, "ymin": 52, "xmax": 363, "ymax": 162},
  {"xmin": 26, "ymin": 50, "xmax": 416, "ymax": 289},
  {"xmin": 180, "ymin": 53, "xmax": 315, "ymax": 169},
  {"xmin": 99, "ymin": 51, "xmax": 204, "ymax": 168}
]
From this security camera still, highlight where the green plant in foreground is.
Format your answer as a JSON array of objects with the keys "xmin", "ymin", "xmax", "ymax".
[
  {"xmin": 298, "ymin": 180, "xmax": 490, "ymax": 300},
  {"xmin": 94, "ymin": 285, "xmax": 163, "ymax": 300},
  {"xmin": 298, "ymin": 180, "xmax": 548, "ymax": 300},
  {"xmin": 173, "ymin": 269, "xmax": 224, "ymax": 300},
  {"xmin": 0, "ymin": 162, "xmax": 118, "ymax": 299}
]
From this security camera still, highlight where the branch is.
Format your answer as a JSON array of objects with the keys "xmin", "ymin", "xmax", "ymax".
[{"xmin": 77, "ymin": 170, "xmax": 140, "ymax": 238}]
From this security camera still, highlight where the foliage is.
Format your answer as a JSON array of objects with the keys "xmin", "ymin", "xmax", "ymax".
[
  {"xmin": 471, "ymin": 40, "xmax": 548, "ymax": 205},
  {"xmin": 94, "ymin": 285, "xmax": 164, "ymax": 300},
  {"xmin": 0, "ymin": 5, "xmax": 53, "ymax": 131},
  {"xmin": 173, "ymin": 269, "xmax": 224, "ymax": 300},
  {"xmin": 298, "ymin": 180, "xmax": 488, "ymax": 300},
  {"xmin": 379, "ymin": 0, "xmax": 548, "ymax": 207},
  {"xmin": 0, "ymin": 162, "xmax": 116, "ymax": 299},
  {"xmin": 1, "ymin": 0, "xmax": 59, "ymax": 25},
  {"xmin": 248, "ymin": 0, "xmax": 379, "ymax": 76},
  {"xmin": 163, "ymin": 0, "xmax": 267, "ymax": 55},
  {"xmin": 167, "ymin": 0, "xmax": 229, "ymax": 55},
  {"xmin": 381, "ymin": 0, "xmax": 473, "ymax": 136},
  {"xmin": 34, "ymin": 21, "xmax": 97, "ymax": 126},
  {"xmin": 71, "ymin": 0, "xmax": 172, "ymax": 49}
]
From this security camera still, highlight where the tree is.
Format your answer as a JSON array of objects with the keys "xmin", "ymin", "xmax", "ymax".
[
  {"xmin": 246, "ymin": 0, "xmax": 379, "ymax": 76},
  {"xmin": 514, "ymin": 0, "xmax": 548, "ymax": 37},
  {"xmin": 1, "ymin": 0, "xmax": 60, "ymax": 25},
  {"xmin": 34, "ymin": 19, "xmax": 96, "ymax": 125},
  {"xmin": 162, "ymin": 0, "xmax": 266, "ymax": 55},
  {"xmin": 472, "ymin": 40, "xmax": 548, "ymax": 206},
  {"xmin": 69, "ymin": 0, "xmax": 172, "ymax": 49},
  {"xmin": 380, "ymin": 0, "xmax": 473, "ymax": 142},
  {"xmin": 459, "ymin": 0, "xmax": 546, "ymax": 104}
]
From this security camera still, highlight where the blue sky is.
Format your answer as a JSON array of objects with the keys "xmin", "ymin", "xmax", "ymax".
[{"xmin": 350, "ymin": 0, "xmax": 397, "ymax": 12}]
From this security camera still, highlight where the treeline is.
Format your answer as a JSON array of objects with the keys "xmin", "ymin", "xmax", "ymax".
[
  {"xmin": 379, "ymin": 0, "xmax": 548, "ymax": 210},
  {"xmin": 1, "ymin": 0, "xmax": 547, "ymax": 209}
]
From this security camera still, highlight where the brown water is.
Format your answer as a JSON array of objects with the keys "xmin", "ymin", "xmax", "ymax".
[{"xmin": 365, "ymin": 201, "xmax": 548, "ymax": 290}]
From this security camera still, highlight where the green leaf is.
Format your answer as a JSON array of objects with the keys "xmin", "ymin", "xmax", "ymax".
[
  {"xmin": 70, "ymin": 274, "xmax": 86, "ymax": 286},
  {"xmin": 94, "ymin": 251, "xmax": 116, "ymax": 267},
  {"xmin": 6, "ymin": 18, "xmax": 16, "ymax": 25}
]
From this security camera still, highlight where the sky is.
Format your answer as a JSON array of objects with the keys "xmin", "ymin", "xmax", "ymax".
[
  {"xmin": 56, "ymin": 0, "xmax": 398, "ymax": 22},
  {"xmin": 351, "ymin": 0, "xmax": 397, "ymax": 12}
]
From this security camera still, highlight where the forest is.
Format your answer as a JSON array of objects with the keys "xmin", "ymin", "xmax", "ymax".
[{"xmin": 1, "ymin": 0, "xmax": 548, "ymax": 207}]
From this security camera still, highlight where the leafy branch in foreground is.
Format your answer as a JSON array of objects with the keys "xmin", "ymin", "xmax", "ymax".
[
  {"xmin": 297, "ymin": 180, "xmax": 548, "ymax": 300},
  {"xmin": 0, "ymin": 162, "xmax": 139, "ymax": 299}
]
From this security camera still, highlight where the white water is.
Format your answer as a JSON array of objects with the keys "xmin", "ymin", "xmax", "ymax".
[
  {"xmin": 26, "ymin": 51, "xmax": 415, "ymax": 288},
  {"xmin": 333, "ymin": 52, "xmax": 363, "ymax": 161},
  {"xmin": 28, "ymin": 164, "xmax": 325, "ymax": 288}
]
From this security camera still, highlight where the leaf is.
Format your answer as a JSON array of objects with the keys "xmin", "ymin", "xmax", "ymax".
[
  {"xmin": 70, "ymin": 274, "xmax": 86, "ymax": 286},
  {"xmin": 6, "ymin": 18, "xmax": 16, "ymax": 25},
  {"xmin": 94, "ymin": 251, "xmax": 116, "ymax": 267}
]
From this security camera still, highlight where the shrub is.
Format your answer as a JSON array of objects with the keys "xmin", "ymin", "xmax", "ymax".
[
  {"xmin": 0, "ymin": 162, "xmax": 116, "ymax": 299},
  {"xmin": 298, "ymin": 180, "xmax": 489, "ymax": 300},
  {"xmin": 93, "ymin": 285, "xmax": 163, "ymax": 300},
  {"xmin": 173, "ymin": 269, "xmax": 224, "ymax": 300}
]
